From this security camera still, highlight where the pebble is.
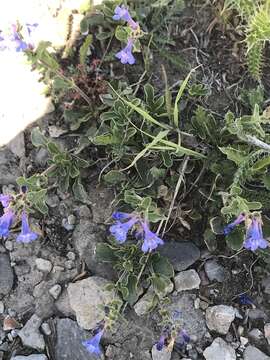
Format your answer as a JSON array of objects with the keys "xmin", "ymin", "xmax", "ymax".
[
  {"xmin": 11, "ymin": 355, "xmax": 48, "ymax": 360},
  {"xmin": 62, "ymin": 218, "xmax": 74, "ymax": 231},
  {"xmin": 204, "ymin": 259, "xmax": 226, "ymax": 282},
  {"xmin": 41, "ymin": 323, "xmax": 51, "ymax": 336},
  {"xmin": 174, "ymin": 269, "xmax": 201, "ymax": 292},
  {"xmin": 35, "ymin": 258, "xmax": 52, "ymax": 273},
  {"xmin": 78, "ymin": 205, "xmax": 91, "ymax": 219},
  {"xmin": 18, "ymin": 314, "xmax": 45, "ymax": 351},
  {"xmin": 248, "ymin": 309, "xmax": 268, "ymax": 321},
  {"xmin": 264, "ymin": 323, "xmax": 270, "ymax": 344},
  {"xmin": 0, "ymin": 302, "xmax": 4, "ymax": 314},
  {"xmin": 240, "ymin": 337, "xmax": 249, "ymax": 346},
  {"xmin": 0, "ymin": 254, "xmax": 14, "ymax": 296},
  {"xmin": 159, "ymin": 242, "xmax": 200, "ymax": 271},
  {"xmin": 248, "ymin": 328, "xmax": 264, "ymax": 342},
  {"xmin": 206, "ymin": 305, "xmax": 235, "ymax": 335},
  {"xmin": 67, "ymin": 215, "xmax": 76, "ymax": 225},
  {"xmin": 243, "ymin": 345, "xmax": 270, "ymax": 360},
  {"xmin": 67, "ymin": 251, "xmax": 76, "ymax": 261},
  {"xmin": 64, "ymin": 260, "xmax": 74, "ymax": 269},
  {"xmin": 152, "ymin": 344, "xmax": 172, "ymax": 360},
  {"xmin": 49, "ymin": 284, "xmax": 62, "ymax": 300},
  {"xmin": 3, "ymin": 316, "xmax": 21, "ymax": 331},
  {"xmin": 4, "ymin": 241, "xmax": 13, "ymax": 252},
  {"xmin": 262, "ymin": 276, "xmax": 270, "ymax": 295},
  {"xmin": 203, "ymin": 337, "xmax": 236, "ymax": 360}
]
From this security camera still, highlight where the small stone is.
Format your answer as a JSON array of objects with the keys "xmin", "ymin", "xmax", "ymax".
[
  {"xmin": 194, "ymin": 298, "xmax": 200, "ymax": 309},
  {"xmin": 18, "ymin": 314, "xmax": 45, "ymax": 351},
  {"xmin": 3, "ymin": 316, "xmax": 21, "ymax": 331},
  {"xmin": 68, "ymin": 215, "xmax": 76, "ymax": 225},
  {"xmin": 248, "ymin": 309, "xmax": 268, "ymax": 321},
  {"xmin": 203, "ymin": 337, "xmax": 236, "ymax": 360},
  {"xmin": 64, "ymin": 260, "xmax": 74, "ymax": 269},
  {"xmin": 35, "ymin": 258, "xmax": 52, "ymax": 273},
  {"xmin": 62, "ymin": 218, "xmax": 74, "ymax": 231},
  {"xmin": 49, "ymin": 284, "xmax": 62, "ymax": 300},
  {"xmin": 248, "ymin": 328, "xmax": 264, "ymax": 342},
  {"xmin": 152, "ymin": 344, "xmax": 172, "ymax": 360},
  {"xmin": 5, "ymin": 241, "xmax": 13, "ymax": 251},
  {"xmin": 0, "ymin": 254, "xmax": 14, "ymax": 296},
  {"xmin": 67, "ymin": 252, "xmax": 76, "ymax": 261},
  {"xmin": 11, "ymin": 355, "xmax": 48, "ymax": 360},
  {"xmin": 240, "ymin": 337, "xmax": 249, "ymax": 346},
  {"xmin": 7, "ymin": 132, "xmax": 25, "ymax": 158},
  {"xmin": 0, "ymin": 301, "xmax": 4, "ymax": 314},
  {"xmin": 175, "ymin": 269, "xmax": 201, "ymax": 292},
  {"xmin": 41, "ymin": 323, "xmax": 51, "ymax": 336},
  {"xmin": 134, "ymin": 291, "xmax": 155, "ymax": 316},
  {"xmin": 78, "ymin": 205, "xmax": 91, "ymax": 219},
  {"xmin": 67, "ymin": 277, "xmax": 120, "ymax": 330},
  {"xmin": 238, "ymin": 326, "xmax": 244, "ymax": 336},
  {"xmin": 204, "ymin": 260, "xmax": 226, "ymax": 282},
  {"xmin": 206, "ymin": 305, "xmax": 235, "ymax": 335},
  {"xmin": 264, "ymin": 323, "xmax": 270, "ymax": 344},
  {"xmin": 262, "ymin": 276, "xmax": 270, "ymax": 295},
  {"xmin": 243, "ymin": 345, "xmax": 270, "ymax": 360},
  {"xmin": 159, "ymin": 242, "xmax": 200, "ymax": 271}
]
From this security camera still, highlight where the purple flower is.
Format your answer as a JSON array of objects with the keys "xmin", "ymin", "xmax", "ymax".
[
  {"xmin": 0, "ymin": 23, "xmax": 38, "ymax": 53},
  {"xmin": 16, "ymin": 212, "xmax": 38, "ymax": 243},
  {"xmin": 224, "ymin": 213, "xmax": 245, "ymax": 235},
  {"xmin": 141, "ymin": 222, "xmax": 164, "ymax": 253},
  {"xmin": 109, "ymin": 217, "xmax": 138, "ymax": 243},
  {"xmin": 0, "ymin": 209, "xmax": 14, "ymax": 237},
  {"xmin": 113, "ymin": 5, "xmax": 132, "ymax": 22},
  {"xmin": 156, "ymin": 335, "xmax": 166, "ymax": 351},
  {"xmin": 176, "ymin": 329, "xmax": 190, "ymax": 347},
  {"xmin": 239, "ymin": 294, "xmax": 254, "ymax": 306},
  {"xmin": 0, "ymin": 194, "xmax": 11, "ymax": 208},
  {"xmin": 243, "ymin": 217, "xmax": 268, "ymax": 251},
  {"xmin": 115, "ymin": 39, "xmax": 135, "ymax": 65},
  {"xmin": 112, "ymin": 211, "xmax": 132, "ymax": 220},
  {"xmin": 127, "ymin": 19, "xmax": 139, "ymax": 30},
  {"xmin": 82, "ymin": 329, "xmax": 104, "ymax": 355}
]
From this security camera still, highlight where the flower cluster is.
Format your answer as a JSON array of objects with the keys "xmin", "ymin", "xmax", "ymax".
[
  {"xmin": 223, "ymin": 213, "xmax": 269, "ymax": 252},
  {"xmin": 0, "ymin": 190, "xmax": 38, "ymax": 243},
  {"xmin": 109, "ymin": 211, "xmax": 164, "ymax": 253},
  {"xmin": 0, "ymin": 23, "xmax": 38, "ymax": 52},
  {"xmin": 112, "ymin": 5, "xmax": 139, "ymax": 65}
]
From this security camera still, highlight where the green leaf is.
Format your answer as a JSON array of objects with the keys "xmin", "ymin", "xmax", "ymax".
[
  {"xmin": 152, "ymin": 254, "xmax": 174, "ymax": 278},
  {"xmin": 115, "ymin": 25, "xmax": 131, "ymax": 42},
  {"xmin": 104, "ymin": 170, "xmax": 126, "ymax": 184},
  {"xmin": 31, "ymin": 128, "xmax": 48, "ymax": 147},
  {"xmin": 226, "ymin": 227, "xmax": 244, "ymax": 251},
  {"xmin": 47, "ymin": 142, "xmax": 61, "ymax": 156},
  {"xmin": 219, "ymin": 146, "xmax": 247, "ymax": 165},
  {"xmin": 124, "ymin": 190, "xmax": 142, "ymax": 207},
  {"xmin": 72, "ymin": 178, "xmax": 90, "ymax": 204},
  {"xmin": 151, "ymin": 274, "xmax": 168, "ymax": 296},
  {"xmin": 210, "ymin": 217, "xmax": 224, "ymax": 235},
  {"xmin": 203, "ymin": 228, "xmax": 217, "ymax": 252},
  {"xmin": 125, "ymin": 274, "xmax": 139, "ymax": 305},
  {"xmin": 79, "ymin": 34, "xmax": 93, "ymax": 65},
  {"xmin": 96, "ymin": 243, "xmax": 118, "ymax": 262}
]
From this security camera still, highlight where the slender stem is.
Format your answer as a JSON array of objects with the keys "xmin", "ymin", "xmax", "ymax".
[{"xmin": 245, "ymin": 135, "xmax": 270, "ymax": 152}]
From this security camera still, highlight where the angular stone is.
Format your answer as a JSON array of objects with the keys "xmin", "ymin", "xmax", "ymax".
[
  {"xmin": 55, "ymin": 318, "xmax": 104, "ymax": 360},
  {"xmin": 0, "ymin": 148, "xmax": 20, "ymax": 184},
  {"xmin": 203, "ymin": 337, "xmax": 235, "ymax": 360},
  {"xmin": 152, "ymin": 344, "xmax": 172, "ymax": 360},
  {"xmin": 243, "ymin": 345, "xmax": 270, "ymax": 360},
  {"xmin": 204, "ymin": 260, "xmax": 226, "ymax": 282},
  {"xmin": 18, "ymin": 314, "xmax": 45, "ymax": 351},
  {"xmin": 7, "ymin": 132, "xmax": 25, "ymax": 158},
  {"xmin": 67, "ymin": 276, "xmax": 119, "ymax": 330},
  {"xmin": 49, "ymin": 284, "xmax": 61, "ymax": 299},
  {"xmin": 11, "ymin": 356, "xmax": 48, "ymax": 360},
  {"xmin": 175, "ymin": 269, "xmax": 201, "ymax": 292},
  {"xmin": 0, "ymin": 254, "xmax": 14, "ymax": 296},
  {"xmin": 206, "ymin": 305, "xmax": 235, "ymax": 335},
  {"xmin": 159, "ymin": 242, "xmax": 200, "ymax": 271},
  {"xmin": 35, "ymin": 258, "xmax": 52, "ymax": 273}
]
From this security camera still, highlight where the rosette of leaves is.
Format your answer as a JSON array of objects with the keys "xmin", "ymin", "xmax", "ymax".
[{"xmin": 31, "ymin": 128, "xmax": 90, "ymax": 203}]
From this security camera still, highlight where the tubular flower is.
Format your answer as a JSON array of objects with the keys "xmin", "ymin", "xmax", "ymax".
[
  {"xmin": 141, "ymin": 222, "xmax": 164, "ymax": 253},
  {"xmin": 82, "ymin": 329, "xmax": 104, "ymax": 355},
  {"xmin": 115, "ymin": 39, "xmax": 135, "ymax": 65},
  {"xmin": 109, "ymin": 217, "xmax": 138, "ymax": 243},
  {"xmin": 0, "ymin": 23, "xmax": 38, "ymax": 52},
  {"xmin": 0, "ymin": 194, "xmax": 11, "ymax": 208},
  {"xmin": 113, "ymin": 5, "xmax": 132, "ymax": 22},
  {"xmin": 223, "ymin": 213, "xmax": 245, "ymax": 235},
  {"xmin": 0, "ymin": 209, "xmax": 14, "ymax": 237},
  {"xmin": 16, "ymin": 212, "xmax": 38, "ymax": 243},
  {"xmin": 243, "ymin": 217, "xmax": 268, "ymax": 251},
  {"xmin": 156, "ymin": 335, "xmax": 166, "ymax": 351},
  {"xmin": 112, "ymin": 211, "xmax": 132, "ymax": 220}
]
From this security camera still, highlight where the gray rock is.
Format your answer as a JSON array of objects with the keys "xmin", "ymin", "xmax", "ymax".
[
  {"xmin": 134, "ymin": 291, "xmax": 155, "ymax": 316},
  {"xmin": 262, "ymin": 276, "xmax": 270, "ymax": 295},
  {"xmin": 49, "ymin": 284, "xmax": 61, "ymax": 299},
  {"xmin": 35, "ymin": 148, "xmax": 49, "ymax": 167},
  {"xmin": 18, "ymin": 314, "xmax": 45, "ymax": 351},
  {"xmin": 264, "ymin": 323, "xmax": 270, "ymax": 345},
  {"xmin": 87, "ymin": 184, "xmax": 114, "ymax": 223},
  {"xmin": 243, "ymin": 345, "xmax": 270, "ymax": 360},
  {"xmin": 11, "ymin": 356, "xmax": 48, "ymax": 360},
  {"xmin": 248, "ymin": 309, "xmax": 268, "ymax": 321},
  {"xmin": 206, "ymin": 305, "xmax": 235, "ymax": 335},
  {"xmin": 167, "ymin": 293, "xmax": 208, "ymax": 345},
  {"xmin": 175, "ymin": 269, "xmax": 201, "ymax": 292},
  {"xmin": 248, "ymin": 328, "xmax": 264, "ymax": 342},
  {"xmin": 41, "ymin": 323, "xmax": 51, "ymax": 336},
  {"xmin": 0, "ymin": 147, "xmax": 20, "ymax": 184},
  {"xmin": 55, "ymin": 290, "xmax": 75, "ymax": 317},
  {"xmin": 204, "ymin": 260, "xmax": 226, "ymax": 282},
  {"xmin": 55, "ymin": 318, "xmax": 103, "ymax": 360},
  {"xmin": 159, "ymin": 242, "xmax": 200, "ymax": 271},
  {"xmin": 152, "ymin": 344, "xmax": 172, "ymax": 360},
  {"xmin": 0, "ymin": 254, "xmax": 14, "ymax": 296},
  {"xmin": 35, "ymin": 258, "xmax": 52, "ymax": 273},
  {"xmin": 7, "ymin": 132, "xmax": 25, "ymax": 158},
  {"xmin": 203, "ymin": 337, "xmax": 236, "ymax": 360},
  {"xmin": 73, "ymin": 221, "xmax": 114, "ymax": 279},
  {"xmin": 67, "ymin": 276, "xmax": 119, "ymax": 330}
]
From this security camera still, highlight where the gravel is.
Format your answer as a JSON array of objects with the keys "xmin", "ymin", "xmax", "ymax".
[{"xmin": 206, "ymin": 305, "xmax": 235, "ymax": 335}]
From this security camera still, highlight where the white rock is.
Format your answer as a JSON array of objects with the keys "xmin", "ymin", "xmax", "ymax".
[
  {"xmin": 49, "ymin": 284, "xmax": 62, "ymax": 299},
  {"xmin": 18, "ymin": 314, "xmax": 45, "ymax": 351},
  {"xmin": 264, "ymin": 323, "xmax": 270, "ymax": 345},
  {"xmin": 67, "ymin": 276, "xmax": 120, "ymax": 330},
  {"xmin": 243, "ymin": 345, "xmax": 270, "ymax": 360},
  {"xmin": 35, "ymin": 258, "xmax": 52, "ymax": 273},
  {"xmin": 175, "ymin": 269, "xmax": 201, "ymax": 292},
  {"xmin": 41, "ymin": 322, "xmax": 51, "ymax": 336},
  {"xmin": 152, "ymin": 344, "xmax": 172, "ymax": 360},
  {"xmin": 206, "ymin": 305, "xmax": 235, "ymax": 335},
  {"xmin": 203, "ymin": 337, "xmax": 236, "ymax": 360}
]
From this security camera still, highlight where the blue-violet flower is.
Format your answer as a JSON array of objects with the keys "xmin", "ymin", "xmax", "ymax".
[
  {"xmin": 156, "ymin": 335, "xmax": 166, "ymax": 351},
  {"xmin": 16, "ymin": 212, "xmax": 38, "ymax": 243},
  {"xmin": 0, "ymin": 194, "xmax": 11, "ymax": 208},
  {"xmin": 109, "ymin": 217, "xmax": 138, "ymax": 243},
  {"xmin": 115, "ymin": 39, "xmax": 135, "ymax": 65},
  {"xmin": 223, "ymin": 213, "xmax": 245, "ymax": 235},
  {"xmin": 0, "ymin": 209, "xmax": 14, "ymax": 237},
  {"xmin": 113, "ymin": 5, "xmax": 132, "ymax": 22},
  {"xmin": 112, "ymin": 211, "xmax": 132, "ymax": 220},
  {"xmin": 141, "ymin": 222, "xmax": 164, "ymax": 253},
  {"xmin": 82, "ymin": 329, "xmax": 104, "ymax": 355},
  {"xmin": 243, "ymin": 217, "xmax": 268, "ymax": 251}
]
